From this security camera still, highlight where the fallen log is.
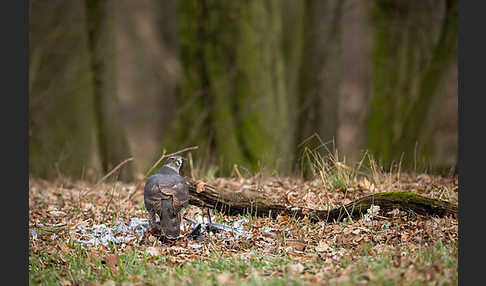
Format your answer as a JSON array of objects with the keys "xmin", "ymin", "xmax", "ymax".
[{"xmin": 187, "ymin": 180, "xmax": 457, "ymax": 222}]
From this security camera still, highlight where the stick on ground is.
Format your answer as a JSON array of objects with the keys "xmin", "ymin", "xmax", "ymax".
[{"xmin": 186, "ymin": 179, "xmax": 457, "ymax": 223}]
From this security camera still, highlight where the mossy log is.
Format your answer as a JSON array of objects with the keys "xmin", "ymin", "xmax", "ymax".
[{"xmin": 187, "ymin": 180, "xmax": 457, "ymax": 222}]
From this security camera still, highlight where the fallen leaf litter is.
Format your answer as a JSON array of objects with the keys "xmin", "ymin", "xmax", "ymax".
[{"xmin": 29, "ymin": 173, "xmax": 458, "ymax": 283}]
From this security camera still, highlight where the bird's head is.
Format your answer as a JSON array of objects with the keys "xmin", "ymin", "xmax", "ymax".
[{"xmin": 164, "ymin": 155, "xmax": 184, "ymax": 173}]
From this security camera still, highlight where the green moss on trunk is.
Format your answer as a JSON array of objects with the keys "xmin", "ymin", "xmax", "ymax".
[
  {"xmin": 366, "ymin": 0, "xmax": 457, "ymax": 170},
  {"xmin": 166, "ymin": 0, "xmax": 289, "ymax": 175},
  {"xmin": 29, "ymin": 1, "xmax": 98, "ymax": 179},
  {"xmin": 188, "ymin": 180, "xmax": 457, "ymax": 222}
]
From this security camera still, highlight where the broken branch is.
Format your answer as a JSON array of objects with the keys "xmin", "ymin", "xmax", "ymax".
[{"xmin": 187, "ymin": 180, "xmax": 457, "ymax": 223}]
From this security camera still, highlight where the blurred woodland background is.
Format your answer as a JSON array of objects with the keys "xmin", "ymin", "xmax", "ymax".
[{"xmin": 29, "ymin": 0, "xmax": 458, "ymax": 182}]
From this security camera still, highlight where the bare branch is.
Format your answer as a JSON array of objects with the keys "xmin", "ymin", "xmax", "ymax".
[
  {"xmin": 82, "ymin": 157, "xmax": 133, "ymax": 198},
  {"xmin": 96, "ymin": 157, "xmax": 134, "ymax": 187}
]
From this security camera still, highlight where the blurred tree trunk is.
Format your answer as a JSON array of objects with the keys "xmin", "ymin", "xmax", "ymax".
[
  {"xmin": 167, "ymin": 0, "xmax": 289, "ymax": 175},
  {"xmin": 86, "ymin": 0, "xmax": 134, "ymax": 181},
  {"xmin": 293, "ymin": 0, "xmax": 345, "ymax": 176},
  {"xmin": 281, "ymin": 0, "xmax": 305, "ymax": 170},
  {"xmin": 154, "ymin": 0, "xmax": 181, "ymax": 143},
  {"xmin": 337, "ymin": 0, "xmax": 372, "ymax": 165},
  {"xmin": 114, "ymin": 0, "xmax": 181, "ymax": 173},
  {"xmin": 366, "ymin": 0, "xmax": 457, "ymax": 170},
  {"xmin": 399, "ymin": 0, "xmax": 458, "ymax": 167},
  {"xmin": 29, "ymin": 0, "xmax": 98, "ymax": 179}
]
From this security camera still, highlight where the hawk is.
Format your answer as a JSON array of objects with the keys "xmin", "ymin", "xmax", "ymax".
[{"xmin": 144, "ymin": 155, "xmax": 189, "ymax": 239}]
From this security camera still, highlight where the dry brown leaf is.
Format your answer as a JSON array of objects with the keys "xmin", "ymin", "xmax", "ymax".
[
  {"xmin": 401, "ymin": 233, "xmax": 409, "ymax": 242},
  {"xmin": 285, "ymin": 239, "xmax": 306, "ymax": 251},
  {"xmin": 315, "ymin": 241, "xmax": 330, "ymax": 252},
  {"xmin": 148, "ymin": 235, "xmax": 157, "ymax": 243},
  {"xmin": 196, "ymin": 182, "xmax": 206, "ymax": 193},
  {"xmin": 215, "ymin": 273, "xmax": 234, "ymax": 285},
  {"xmin": 103, "ymin": 254, "xmax": 119, "ymax": 270},
  {"xmin": 146, "ymin": 247, "xmax": 160, "ymax": 257},
  {"xmin": 29, "ymin": 174, "xmax": 458, "ymax": 284},
  {"xmin": 286, "ymin": 263, "xmax": 305, "ymax": 275},
  {"xmin": 101, "ymin": 280, "xmax": 116, "ymax": 286},
  {"xmin": 57, "ymin": 242, "xmax": 70, "ymax": 254},
  {"xmin": 286, "ymin": 191, "xmax": 299, "ymax": 205},
  {"xmin": 303, "ymin": 273, "xmax": 319, "ymax": 284},
  {"xmin": 278, "ymin": 215, "xmax": 290, "ymax": 223}
]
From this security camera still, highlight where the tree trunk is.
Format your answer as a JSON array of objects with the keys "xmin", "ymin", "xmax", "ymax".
[
  {"xmin": 399, "ymin": 0, "xmax": 458, "ymax": 163},
  {"xmin": 86, "ymin": 0, "xmax": 134, "ymax": 181},
  {"xmin": 187, "ymin": 180, "xmax": 457, "ymax": 222},
  {"xmin": 337, "ymin": 0, "xmax": 372, "ymax": 165},
  {"xmin": 166, "ymin": 0, "xmax": 290, "ymax": 175},
  {"xmin": 294, "ymin": 0, "xmax": 345, "ymax": 177},
  {"xmin": 29, "ymin": 0, "xmax": 98, "ymax": 179},
  {"xmin": 281, "ymin": 1, "xmax": 305, "ymax": 163},
  {"xmin": 114, "ymin": 0, "xmax": 181, "ymax": 173},
  {"xmin": 366, "ymin": 0, "xmax": 457, "ymax": 170}
]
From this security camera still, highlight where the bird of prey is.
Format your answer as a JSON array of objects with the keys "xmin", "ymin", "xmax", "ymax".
[{"xmin": 144, "ymin": 155, "xmax": 189, "ymax": 239}]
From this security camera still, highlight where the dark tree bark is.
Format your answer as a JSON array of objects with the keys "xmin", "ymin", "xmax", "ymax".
[
  {"xmin": 86, "ymin": 0, "xmax": 134, "ymax": 181},
  {"xmin": 293, "ymin": 0, "xmax": 345, "ymax": 176},
  {"xmin": 281, "ymin": 0, "xmax": 305, "ymax": 167},
  {"xmin": 366, "ymin": 0, "xmax": 457, "ymax": 170},
  {"xmin": 165, "ymin": 0, "xmax": 290, "ymax": 175},
  {"xmin": 114, "ymin": 0, "xmax": 181, "ymax": 173},
  {"xmin": 399, "ymin": 0, "xmax": 458, "ymax": 161},
  {"xmin": 337, "ymin": 0, "xmax": 372, "ymax": 165},
  {"xmin": 29, "ymin": 0, "xmax": 98, "ymax": 179}
]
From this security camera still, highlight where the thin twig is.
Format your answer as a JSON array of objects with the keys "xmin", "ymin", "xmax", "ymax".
[
  {"xmin": 97, "ymin": 157, "xmax": 134, "ymax": 187},
  {"xmin": 341, "ymin": 186, "xmax": 354, "ymax": 223},
  {"xmin": 82, "ymin": 157, "xmax": 133, "ymax": 197},
  {"xmin": 145, "ymin": 150, "xmax": 167, "ymax": 179},
  {"xmin": 233, "ymin": 164, "xmax": 243, "ymax": 179},
  {"xmin": 103, "ymin": 182, "xmax": 118, "ymax": 217},
  {"xmin": 145, "ymin": 146, "xmax": 199, "ymax": 179},
  {"xmin": 126, "ymin": 146, "xmax": 199, "ymax": 201},
  {"xmin": 188, "ymin": 152, "xmax": 195, "ymax": 180}
]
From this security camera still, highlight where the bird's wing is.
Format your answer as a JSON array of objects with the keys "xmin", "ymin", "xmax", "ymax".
[
  {"xmin": 154, "ymin": 185, "xmax": 177, "ymax": 198},
  {"xmin": 171, "ymin": 182, "xmax": 190, "ymax": 212},
  {"xmin": 145, "ymin": 175, "xmax": 189, "ymax": 212}
]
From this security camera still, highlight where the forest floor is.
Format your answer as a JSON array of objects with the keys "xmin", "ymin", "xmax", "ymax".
[{"xmin": 29, "ymin": 168, "xmax": 458, "ymax": 285}]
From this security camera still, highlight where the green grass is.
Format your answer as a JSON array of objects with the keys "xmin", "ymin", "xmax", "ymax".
[
  {"xmin": 29, "ymin": 239, "xmax": 309, "ymax": 285},
  {"xmin": 29, "ymin": 147, "xmax": 458, "ymax": 286},
  {"xmin": 329, "ymin": 240, "xmax": 458, "ymax": 286},
  {"xmin": 30, "ymin": 238, "xmax": 457, "ymax": 285},
  {"xmin": 301, "ymin": 144, "xmax": 363, "ymax": 192}
]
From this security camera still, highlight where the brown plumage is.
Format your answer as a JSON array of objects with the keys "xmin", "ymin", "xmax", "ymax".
[{"xmin": 144, "ymin": 155, "xmax": 189, "ymax": 239}]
